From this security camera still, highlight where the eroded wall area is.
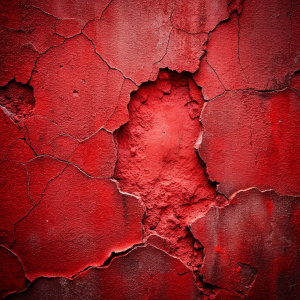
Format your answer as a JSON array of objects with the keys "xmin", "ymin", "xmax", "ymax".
[
  {"xmin": 115, "ymin": 70, "xmax": 227, "ymax": 272},
  {"xmin": 0, "ymin": 0, "xmax": 299, "ymax": 299}
]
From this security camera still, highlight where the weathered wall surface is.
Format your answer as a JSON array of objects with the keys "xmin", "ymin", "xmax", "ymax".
[{"xmin": 0, "ymin": 0, "xmax": 299, "ymax": 299}]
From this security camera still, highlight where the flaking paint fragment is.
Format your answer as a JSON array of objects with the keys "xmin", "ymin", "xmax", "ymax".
[
  {"xmin": 191, "ymin": 188, "xmax": 300, "ymax": 299},
  {"xmin": 11, "ymin": 163, "xmax": 144, "ymax": 281},
  {"xmin": 31, "ymin": 34, "xmax": 124, "ymax": 140},
  {"xmin": 197, "ymin": 88, "xmax": 300, "ymax": 197},
  {"xmin": 6, "ymin": 245, "xmax": 201, "ymax": 300}
]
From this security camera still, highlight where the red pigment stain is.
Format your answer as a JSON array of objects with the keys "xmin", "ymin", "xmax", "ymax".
[
  {"xmin": 215, "ymin": 245, "xmax": 222, "ymax": 254},
  {"xmin": 266, "ymin": 200, "xmax": 273, "ymax": 217}
]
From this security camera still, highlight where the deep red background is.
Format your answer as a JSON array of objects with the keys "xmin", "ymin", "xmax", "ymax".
[{"xmin": 0, "ymin": 0, "xmax": 299, "ymax": 299}]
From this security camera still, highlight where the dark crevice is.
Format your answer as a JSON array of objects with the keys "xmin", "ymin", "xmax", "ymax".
[{"xmin": 0, "ymin": 80, "xmax": 35, "ymax": 123}]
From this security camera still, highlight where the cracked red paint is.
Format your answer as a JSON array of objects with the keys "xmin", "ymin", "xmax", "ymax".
[
  {"xmin": 6, "ymin": 245, "xmax": 201, "ymax": 300},
  {"xmin": 193, "ymin": 55, "xmax": 225, "ymax": 101},
  {"xmin": 104, "ymin": 79, "xmax": 138, "ymax": 132},
  {"xmin": 0, "ymin": 0, "xmax": 299, "ymax": 298},
  {"xmin": 55, "ymin": 18, "xmax": 86, "ymax": 38},
  {"xmin": 0, "ymin": 160, "xmax": 33, "ymax": 247},
  {"xmin": 0, "ymin": 108, "xmax": 23, "ymax": 162},
  {"xmin": 6, "ymin": 139, "xmax": 36, "ymax": 164},
  {"xmin": 198, "ymin": 88, "xmax": 300, "ymax": 197},
  {"xmin": 27, "ymin": 156, "xmax": 67, "ymax": 204},
  {"xmin": 27, "ymin": 0, "xmax": 111, "ymax": 23},
  {"xmin": 83, "ymin": 0, "xmax": 173, "ymax": 85},
  {"xmin": 21, "ymin": 6, "xmax": 64, "ymax": 54},
  {"xmin": 0, "ymin": 246, "xmax": 27, "ymax": 299},
  {"xmin": 69, "ymin": 129, "xmax": 117, "ymax": 178},
  {"xmin": 191, "ymin": 188, "xmax": 300, "ymax": 299},
  {"xmin": 11, "ymin": 164, "xmax": 144, "ymax": 281},
  {"xmin": 20, "ymin": 115, "xmax": 79, "ymax": 161},
  {"xmin": 0, "ymin": 27, "xmax": 38, "ymax": 86},
  {"xmin": 31, "ymin": 34, "xmax": 124, "ymax": 140},
  {"xmin": 204, "ymin": 12, "xmax": 248, "ymax": 91},
  {"xmin": 171, "ymin": 0, "xmax": 229, "ymax": 34}
]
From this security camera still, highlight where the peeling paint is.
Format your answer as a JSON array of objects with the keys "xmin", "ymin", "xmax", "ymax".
[{"xmin": 0, "ymin": 0, "xmax": 299, "ymax": 298}]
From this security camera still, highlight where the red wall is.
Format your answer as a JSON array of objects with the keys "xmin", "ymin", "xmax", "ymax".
[{"xmin": 0, "ymin": 0, "xmax": 299, "ymax": 299}]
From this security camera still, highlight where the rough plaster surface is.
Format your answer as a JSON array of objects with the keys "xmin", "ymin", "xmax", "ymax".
[{"xmin": 0, "ymin": 0, "xmax": 299, "ymax": 299}]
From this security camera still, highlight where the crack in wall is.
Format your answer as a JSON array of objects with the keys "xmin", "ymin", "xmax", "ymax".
[{"xmin": 1, "ymin": 0, "xmax": 299, "ymax": 298}]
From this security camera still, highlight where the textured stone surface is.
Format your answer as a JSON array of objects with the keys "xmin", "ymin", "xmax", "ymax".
[
  {"xmin": 115, "ymin": 70, "xmax": 227, "ymax": 270},
  {"xmin": 0, "ymin": 81, "xmax": 35, "ymax": 122}
]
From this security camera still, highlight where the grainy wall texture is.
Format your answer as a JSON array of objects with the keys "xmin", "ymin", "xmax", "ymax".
[{"xmin": 0, "ymin": 0, "xmax": 299, "ymax": 299}]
